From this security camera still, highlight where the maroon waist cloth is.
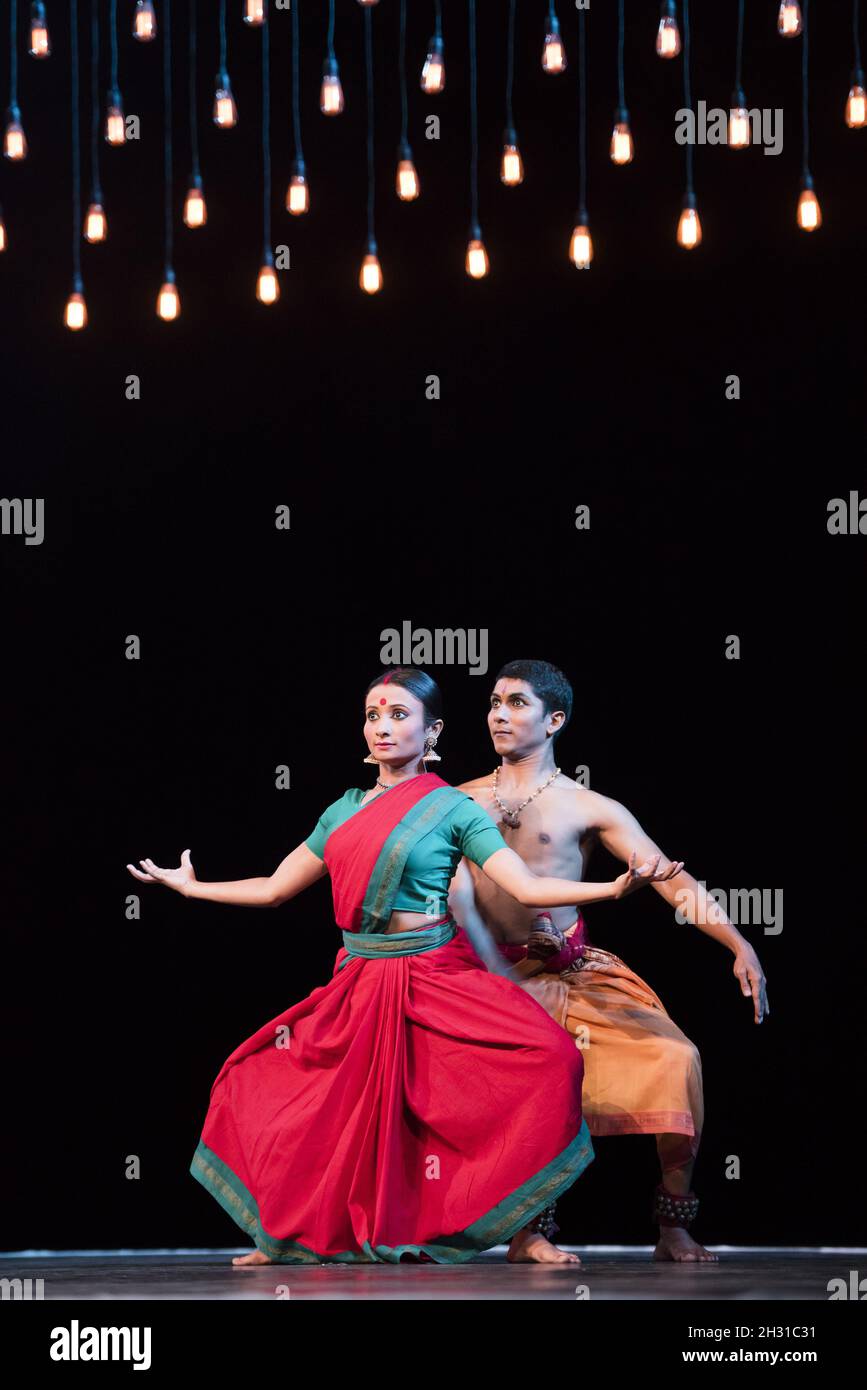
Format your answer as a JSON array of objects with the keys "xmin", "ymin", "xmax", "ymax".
[{"xmin": 498, "ymin": 913, "xmax": 589, "ymax": 973}]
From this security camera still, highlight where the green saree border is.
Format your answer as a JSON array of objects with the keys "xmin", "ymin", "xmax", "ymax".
[
  {"xmin": 335, "ymin": 917, "xmax": 457, "ymax": 972},
  {"xmin": 189, "ymin": 1118, "xmax": 594, "ymax": 1265}
]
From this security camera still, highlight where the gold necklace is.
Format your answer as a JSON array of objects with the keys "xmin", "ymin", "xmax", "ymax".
[{"xmin": 491, "ymin": 764, "xmax": 561, "ymax": 829}]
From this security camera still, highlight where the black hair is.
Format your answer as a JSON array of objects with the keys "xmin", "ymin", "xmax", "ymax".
[
  {"xmin": 495, "ymin": 659, "xmax": 573, "ymax": 741},
  {"xmin": 364, "ymin": 667, "xmax": 443, "ymax": 727}
]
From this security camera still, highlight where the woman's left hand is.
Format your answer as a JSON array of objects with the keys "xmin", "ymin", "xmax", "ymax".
[{"xmin": 612, "ymin": 851, "xmax": 685, "ymax": 899}]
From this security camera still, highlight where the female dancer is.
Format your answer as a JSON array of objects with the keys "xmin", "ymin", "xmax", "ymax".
[{"xmin": 127, "ymin": 668, "xmax": 682, "ymax": 1266}]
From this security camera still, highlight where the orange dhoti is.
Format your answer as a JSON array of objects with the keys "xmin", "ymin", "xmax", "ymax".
[{"xmin": 502, "ymin": 918, "xmax": 703, "ymax": 1165}]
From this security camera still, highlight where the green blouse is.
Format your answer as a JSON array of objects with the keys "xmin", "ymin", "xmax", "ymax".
[{"xmin": 305, "ymin": 786, "xmax": 506, "ymax": 913}]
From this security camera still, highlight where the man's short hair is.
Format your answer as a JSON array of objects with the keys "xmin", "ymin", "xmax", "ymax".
[{"xmin": 495, "ymin": 659, "xmax": 573, "ymax": 741}]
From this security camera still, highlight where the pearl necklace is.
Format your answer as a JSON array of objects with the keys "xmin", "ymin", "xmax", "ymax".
[{"xmin": 492, "ymin": 764, "xmax": 561, "ymax": 829}]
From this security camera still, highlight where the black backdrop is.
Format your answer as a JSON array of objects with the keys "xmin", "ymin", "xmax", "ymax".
[{"xmin": 1, "ymin": 1, "xmax": 864, "ymax": 1253}]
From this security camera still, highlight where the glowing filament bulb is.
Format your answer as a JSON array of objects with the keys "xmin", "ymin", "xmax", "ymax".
[
  {"xmin": 396, "ymin": 147, "xmax": 420, "ymax": 201},
  {"xmin": 569, "ymin": 221, "xmax": 592, "ymax": 269},
  {"xmin": 286, "ymin": 172, "xmax": 310, "ymax": 216},
  {"xmin": 465, "ymin": 237, "xmax": 489, "ymax": 279},
  {"xmin": 360, "ymin": 250, "xmax": 383, "ymax": 294},
  {"xmin": 3, "ymin": 117, "xmax": 27, "ymax": 160},
  {"xmin": 243, "ymin": 0, "xmax": 264, "ymax": 24},
  {"xmin": 610, "ymin": 117, "xmax": 634, "ymax": 165},
  {"xmin": 677, "ymin": 203, "xmax": 702, "ymax": 249},
  {"xmin": 84, "ymin": 202, "xmax": 107, "ymax": 243},
  {"xmin": 320, "ymin": 61, "xmax": 344, "ymax": 115},
  {"xmin": 157, "ymin": 277, "xmax": 181, "ymax": 321},
  {"xmin": 183, "ymin": 182, "xmax": 207, "ymax": 228},
  {"xmin": 257, "ymin": 260, "xmax": 280, "ymax": 304},
  {"xmin": 421, "ymin": 37, "xmax": 445, "ymax": 93},
  {"xmin": 64, "ymin": 290, "xmax": 87, "ymax": 330},
  {"xmin": 542, "ymin": 23, "xmax": 566, "ymax": 75},
  {"xmin": 500, "ymin": 142, "xmax": 524, "ymax": 186},
  {"xmin": 29, "ymin": 4, "xmax": 51, "ymax": 57},
  {"xmin": 213, "ymin": 78, "xmax": 238, "ymax": 129},
  {"xmin": 797, "ymin": 183, "xmax": 821, "ymax": 230},
  {"xmin": 777, "ymin": 2, "xmax": 802, "ymax": 37},
  {"xmin": 0, "ymin": 208, "xmax": 7, "ymax": 252},
  {"xmin": 105, "ymin": 100, "xmax": 125, "ymax": 145},
  {"xmin": 133, "ymin": 1, "xmax": 156, "ymax": 42},
  {"xmin": 656, "ymin": 3, "xmax": 681, "ymax": 59},
  {"xmin": 729, "ymin": 91, "xmax": 750, "ymax": 148},
  {"xmin": 845, "ymin": 77, "xmax": 866, "ymax": 128}
]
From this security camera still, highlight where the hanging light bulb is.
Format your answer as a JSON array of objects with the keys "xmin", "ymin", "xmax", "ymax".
[
  {"xmin": 285, "ymin": 160, "xmax": 310, "ymax": 215},
  {"xmin": 243, "ymin": 0, "xmax": 264, "ymax": 24},
  {"xmin": 500, "ymin": 126, "xmax": 524, "ymax": 186},
  {"xmin": 465, "ymin": 226, "xmax": 490, "ymax": 279},
  {"xmin": 359, "ymin": 240, "xmax": 383, "ymax": 294},
  {"xmin": 845, "ymin": 69, "xmax": 866, "ymax": 128},
  {"xmin": 64, "ymin": 278, "xmax": 88, "ymax": 330},
  {"xmin": 542, "ymin": 16, "xmax": 566, "ymax": 74},
  {"xmin": 3, "ymin": 109, "xmax": 27, "ymax": 161},
  {"xmin": 656, "ymin": 1, "xmax": 681, "ymax": 58},
  {"xmin": 609, "ymin": 107, "xmax": 634, "ymax": 164},
  {"xmin": 28, "ymin": 2, "xmax": 51, "ymax": 58},
  {"xmin": 213, "ymin": 73, "xmax": 238, "ymax": 128},
  {"xmin": 797, "ymin": 174, "xmax": 821, "ymax": 230},
  {"xmin": 677, "ymin": 192, "xmax": 702, "ymax": 248},
  {"xmin": 0, "ymin": 204, "xmax": 7, "ymax": 252},
  {"xmin": 84, "ymin": 202, "xmax": 107, "ymax": 242},
  {"xmin": 777, "ymin": 2, "xmax": 802, "ymax": 37},
  {"xmin": 421, "ymin": 34, "xmax": 445, "ymax": 93},
  {"xmin": 157, "ymin": 272, "xmax": 181, "ymax": 320},
  {"xmin": 183, "ymin": 175, "xmax": 207, "ymax": 228},
  {"xmin": 320, "ymin": 58, "xmax": 344, "ymax": 115},
  {"xmin": 256, "ymin": 251, "xmax": 280, "ymax": 304},
  {"xmin": 132, "ymin": 0, "xmax": 157, "ymax": 42},
  {"xmin": 728, "ymin": 87, "xmax": 750, "ymax": 148},
  {"xmin": 569, "ymin": 212, "xmax": 593, "ymax": 269},
  {"xmin": 396, "ymin": 141, "xmax": 420, "ymax": 200},
  {"xmin": 105, "ymin": 91, "xmax": 126, "ymax": 144}
]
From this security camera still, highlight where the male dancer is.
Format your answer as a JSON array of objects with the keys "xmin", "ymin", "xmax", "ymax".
[{"xmin": 448, "ymin": 659, "xmax": 769, "ymax": 1262}]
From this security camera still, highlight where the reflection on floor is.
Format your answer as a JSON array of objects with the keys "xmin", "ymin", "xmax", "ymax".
[{"xmin": 3, "ymin": 1248, "xmax": 863, "ymax": 1300}]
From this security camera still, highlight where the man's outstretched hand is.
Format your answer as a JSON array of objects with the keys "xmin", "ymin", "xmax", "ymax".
[{"xmin": 733, "ymin": 941, "xmax": 769, "ymax": 1023}]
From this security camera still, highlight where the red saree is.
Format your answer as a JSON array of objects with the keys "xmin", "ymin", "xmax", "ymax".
[{"xmin": 190, "ymin": 774, "xmax": 594, "ymax": 1262}]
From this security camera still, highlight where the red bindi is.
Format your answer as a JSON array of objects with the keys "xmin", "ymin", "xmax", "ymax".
[{"xmin": 379, "ymin": 698, "xmax": 387, "ymax": 705}]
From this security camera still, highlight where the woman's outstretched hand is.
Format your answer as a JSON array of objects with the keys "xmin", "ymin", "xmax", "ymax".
[
  {"xmin": 612, "ymin": 851, "xmax": 684, "ymax": 900},
  {"xmin": 126, "ymin": 849, "xmax": 197, "ymax": 897}
]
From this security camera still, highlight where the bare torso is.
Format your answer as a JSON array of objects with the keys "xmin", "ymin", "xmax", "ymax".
[{"xmin": 459, "ymin": 772, "xmax": 601, "ymax": 945}]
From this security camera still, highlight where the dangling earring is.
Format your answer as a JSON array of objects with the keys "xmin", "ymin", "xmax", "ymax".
[
  {"xmin": 422, "ymin": 737, "xmax": 442, "ymax": 764},
  {"xmin": 362, "ymin": 752, "xmax": 378, "ymax": 764}
]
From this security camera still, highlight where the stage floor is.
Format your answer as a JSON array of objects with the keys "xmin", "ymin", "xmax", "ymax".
[{"xmin": 4, "ymin": 1248, "xmax": 861, "ymax": 1300}]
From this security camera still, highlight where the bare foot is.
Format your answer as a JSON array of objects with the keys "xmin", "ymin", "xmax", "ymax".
[
  {"xmin": 231, "ymin": 1249, "xmax": 273, "ymax": 1266},
  {"xmin": 653, "ymin": 1227, "xmax": 718, "ymax": 1262},
  {"xmin": 507, "ymin": 1227, "xmax": 581, "ymax": 1264}
]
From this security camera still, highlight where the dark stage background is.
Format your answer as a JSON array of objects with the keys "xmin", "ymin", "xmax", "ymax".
[{"xmin": 1, "ymin": 2, "xmax": 864, "ymax": 1254}]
